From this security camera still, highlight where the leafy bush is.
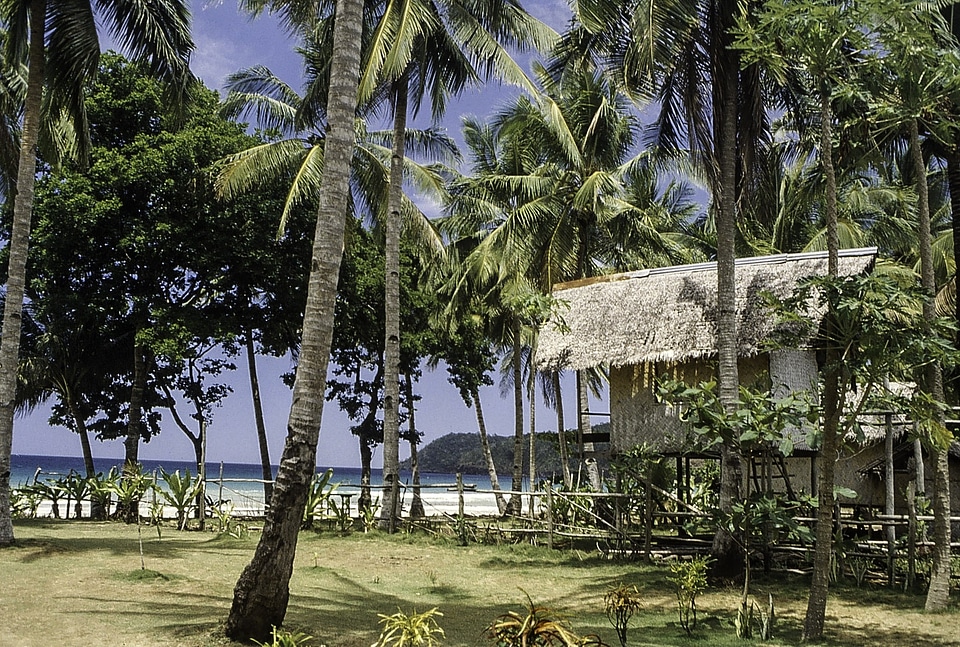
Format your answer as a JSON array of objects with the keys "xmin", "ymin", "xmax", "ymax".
[
  {"xmin": 604, "ymin": 583, "xmax": 642, "ymax": 647},
  {"xmin": 11, "ymin": 486, "xmax": 42, "ymax": 518},
  {"xmin": 372, "ymin": 608, "xmax": 444, "ymax": 647},
  {"xmin": 487, "ymin": 594, "xmax": 606, "ymax": 647},
  {"xmin": 667, "ymin": 557, "xmax": 710, "ymax": 634},
  {"xmin": 157, "ymin": 468, "xmax": 201, "ymax": 530},
  {"xmin": 253, "ymin": 626, "xmax": 314, "ymax": 647},
  {"xmin": 303, "ymin": 469, "xmax": 339, "ymax": 530}
]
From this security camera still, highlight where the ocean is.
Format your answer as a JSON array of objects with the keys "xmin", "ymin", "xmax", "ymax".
[{"xmin": 10, "ymin": 454, "xmax": 513, "ymax": 517}]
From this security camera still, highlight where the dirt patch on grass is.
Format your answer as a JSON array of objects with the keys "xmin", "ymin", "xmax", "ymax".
[{"xmin": 2, "ymin": 519, "xmax": 957, "ymax": 646}]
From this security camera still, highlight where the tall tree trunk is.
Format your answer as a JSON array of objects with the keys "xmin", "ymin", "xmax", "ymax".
[
  {"xmin": 471, "ymin": 385, "xmax": 507, "ymax": 514},
  {"xmin": 380, "ymin": 76, "xmax": 408, "ymax": 532},
  {"xmin": 508, "ymin": 330, "xmax": 524, "ymax": 515},
  {"xmin": 948, "ymin": 149, "xmax": 960, "ymax": 396},
  {"xmin": 0, "ymin": 0, "xmax": 47, "ymax": 546},
  {"xmin": 246, "ymin": 329, "xmax": 273, "ymax": 506},
  {"xmin": 405, "ymin": 371, "xmax": 424, "ymax": 519},
  {"xmin": 67, "ymin": 395, "xmax": 107, "ymax": 521},
  {"xmin": 803, "ymin": 83, "xmax": 841, "ymax": 641},
  {"xmin": 119, "ymin": 340, "xmax": 148, "ymax": 522},
  {"xmin": 553, "ymin": 372, "xmax": 572, "ymax": 489},
  {"xmin": 577, "ymin": 371, "xmax": 601, "ymax": 490},
  {"xmin": 70, "ymin": 401, "xmax": 105, "ymax": 520},
  {"xmin": 711, "ymin": 22, "xmax": 744, "ymax": 578},
  {"xmin": 911, "ymin": 118, "xmax": 952, "ymax": 613},
  {"xmin": 528, "ymin": 363, "xmax": 537, "ymax": 518},
  {"xmin": 359, "ymin": 437, "xmax": 373, "ymax": 512},
  {"xmin": 224, "ymin": 0, "xmax": 362, "ymax": 637},
  {"xmin": 358, "ymin": 364, "xmax": 382, "ymax": 513}
]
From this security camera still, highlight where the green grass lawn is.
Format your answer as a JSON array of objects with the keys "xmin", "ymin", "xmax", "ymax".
[{"xmin": 1, "ymin": 518, "xmax": 957, "ymax": 646}]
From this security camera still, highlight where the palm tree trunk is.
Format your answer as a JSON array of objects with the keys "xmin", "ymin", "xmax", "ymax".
[
  {"xmin": 246, "ymin": 329, "xmax": 274, "ymax": 506},
  {"xmin": 528, "ymin": 365, "xmax": 537, "ymax": 518},
  {"xmin": 70, "ymin": 401, "xmax": 105, "ymax": 520},
  {"xmin": 120, "ymin": 340, "xmax": 148, "ymax": 522},
  {"xmin": 405, "ymin": 371, "xmax": 424, "ymax": 519},
  {"xmin": 947, "ymin": 149, "xmax": 960, "ymax": 392},
  {"xmin": 577, "ymin": 371, "xmax": 601, "ymax": 490},
  {"xmin": 380, "ymin": 76, "xmax": 408, "ymax": 531},
  {"xmin": 911, "ymin": 118, "xmax": 952, "ymax": 613},
  {"xmin": 0, "ymin": 0, "xmax": 47, "ymax": 546},
  {"xmin": 553, "ymin": 372, "xmax": 572, "ymax": 489},
  {"xmin": 359, "ymin": 436, "xmax": 373, "ymax": 512},
  {"xmin": 711, "ymin": 28, "xmax": 744, "ymax": 577},
  {"xmin": 471, "ymin": 385, "xmax": 507, "ymax": 514},
  {"xmin": 508, "ymin": 330, "xmax": 524, "ymax": 515},
  {"xmin": 224, "ymin": 0, "xmax": 362, "ymax": 638},
  {"xmin": 803, "ymin": 83, "xmax": 841, "ymax": 641}
]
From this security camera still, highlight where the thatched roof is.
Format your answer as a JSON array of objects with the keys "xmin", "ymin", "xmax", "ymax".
[{"xmin": 536, "ymin": 248, "xmax": 877, "ymax": 372}]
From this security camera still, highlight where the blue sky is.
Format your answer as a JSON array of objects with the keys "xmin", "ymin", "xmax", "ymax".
[{"xmin": 12, "ymin": 0, "xmax": 602, "ymax": 469}]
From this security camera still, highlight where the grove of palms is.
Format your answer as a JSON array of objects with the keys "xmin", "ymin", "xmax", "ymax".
[{"xmin": 0, "ymin": 0, "xmax": 957, "ymax": 642}]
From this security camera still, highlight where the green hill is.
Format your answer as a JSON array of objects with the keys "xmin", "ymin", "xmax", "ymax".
[{"xmin": 403, "ymin": 424, "xmax": 610, "ymax": 477}]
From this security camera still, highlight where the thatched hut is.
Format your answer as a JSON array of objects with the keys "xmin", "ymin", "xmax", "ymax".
[
  {"xmin": 537, "ymin": 248, "xmax": 875, "ymax": 456},
  {"xmin": 537, "ymin": 246, "xmax": 960, "ymax": 524}
]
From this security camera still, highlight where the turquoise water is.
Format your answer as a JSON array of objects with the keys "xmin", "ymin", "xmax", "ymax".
[{"xmin": 10, "ymin": 453, "xmax": 511, "ymax": 516}]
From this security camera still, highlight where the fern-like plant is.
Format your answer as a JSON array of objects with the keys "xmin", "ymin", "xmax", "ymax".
[
  {"xmin": 303, "ymin": 469, "xmax": 339, "ymax": 530},
  {"xmin": 372, "ymin": 608, "xmax": 444, "ymax": 647},
  {"xmin": 158, "ymin": 468, "xmax": 201, "ymax": 530},
  {"xmin": 604, "ymin": 584, "xmax": 642, "ymax": 647},
  {"xmin": 253, "ymin": 626, "xmax": 313, "ymax": 646},
  {"xmin": 487, "ymin": 594, "xmax": 606, "ymax": 647}
]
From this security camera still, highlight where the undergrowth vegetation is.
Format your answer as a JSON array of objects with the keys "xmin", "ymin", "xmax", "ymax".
[{"xmin": 2, "ymin": 518, "xmax": 957, "ymax": 647}]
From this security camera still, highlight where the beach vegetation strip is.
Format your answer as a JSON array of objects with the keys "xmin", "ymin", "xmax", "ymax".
[{"xmin": 1, "ymin": 519, "xmax": 957, "ymax": 646}]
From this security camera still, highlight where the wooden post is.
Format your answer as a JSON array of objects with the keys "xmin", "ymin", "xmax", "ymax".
[
  {"xmin": 907, "ymin": 480, "xmax": 917, "ymax": 590},
  {"xmin": 914, "ymin": 434, "xmax": 925, "ymax": 494},
  {"xmin": 457, "ymin": 473, "xmax": 464, "ymax": 519},
  {"xmin": 885, "ymin": 412, "xmax": 896, "ymax": 588},
  {"xmin": 218, "ymin": 462, "xmax": 224, "ymax": 513},
  {"xmin": 644, "ymin": 479, "xmax": 653, "ymax": 562},
  {"xmin": 546, "ymin": 485, "xmax": 554, "ymax": 550},
  {"xmin": 389, "ymin": 478, "xmax": 400, "ymax": 534}
]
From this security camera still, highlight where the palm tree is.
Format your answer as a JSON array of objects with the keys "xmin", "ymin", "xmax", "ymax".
[
  {"xmin": 866, "ymin": 0, "xmax": 959, "ymax": 612},
  {"xmin": 551, "ymin": 0, "xmax": 773, "ymax": 567},
  {"xmin": 0, "ymin": 0, "xmax": 193, "ymax": 546},
  {"xmin": 445, "ymin": 67, "xmax": 698, "ymax": 499},
  {"xmin": 223, "ymin": 0, "xmax": 364, "ymax": 639},
  {"xmin": 219, "ymin": 59, "xmax": 454, "ymax": 514},
  {"xmin": 356, "ymin": 0, "xmax": 556, "ymax": 529}
]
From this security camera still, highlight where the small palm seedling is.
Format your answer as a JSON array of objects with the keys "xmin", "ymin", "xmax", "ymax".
[
  {"xmin": 88, "ymin": 468, "xmax": 119, "ymax": 519},
  {"xmin": 158, "ymin": 468, "xmax": 201, "ymax": 530},
  {"xmin": 253, "ymin": 626, "xmax": 314, "ymax": 646},
  {"xmin": 11, "ymin": 485, "xmax": 42, "ymax": 518},
  {"xmin": 604, "ymin": 584, "xmax": 642, "ymax": 647},
  {"xmin": 487, "ymin": 594, "xmax": 606, "ymax": 647},
  {"xmin": 303, "ymin": 468, "xmax": 338, "ymax": 530},
  {"xmin": 62, "ymin": 471, "xmax": 90, "ymax": 519},
  {"xmin": 27, "ymin": 478, "xmax": 66, "ymax": 518},
  {"xmin": 372, "ymin": 607, "xmax": 444, "ymax": 647},
  {"xmin": 666, "ymin": 557, "xmax": 710, "ymax": 635},
  {"xmin": 361, "ymin": 497, "xmax": 381, "ymax": 533},
  {"xmin": 109, "ymin": 464, "xmax": 153, "ymax": 570}
]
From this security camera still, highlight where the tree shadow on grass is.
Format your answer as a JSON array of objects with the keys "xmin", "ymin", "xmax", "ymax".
[{"xmin": 57, "ymin": 588, "xmax": 231, "ymax": 644}]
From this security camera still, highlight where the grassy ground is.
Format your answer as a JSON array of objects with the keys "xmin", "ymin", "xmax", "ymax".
[{"xmin": 1, "ymin": 518, "xmax": 957, "ymax": 646}]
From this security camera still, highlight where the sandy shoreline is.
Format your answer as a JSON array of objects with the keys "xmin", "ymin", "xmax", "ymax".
[{"xmin": 23, "ymin": 485, "xmax": 510, "ymax": 520}]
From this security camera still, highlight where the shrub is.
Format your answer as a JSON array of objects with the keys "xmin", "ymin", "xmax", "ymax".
[
  {"xmin": 604, "ymin": 584, "xmax": 642, "ymax": 647},
  {"xmin": 372, "ymin": 608, "xmax": 444, "ymax": 647},
  {"xmin": 487, "ymin": 594, "xmax": 606, "ymax": 647},
  {"xmin": 666, "ymin": 557, "xmax": 710, "ymax": 635}
]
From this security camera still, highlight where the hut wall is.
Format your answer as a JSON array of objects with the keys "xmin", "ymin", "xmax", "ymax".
[
  {"xmin": 610, "ymin": 354, "xmax": 773, "ymax": 455},
  {"xmin": 610, "ymin": 364, "xmax": 690, "ymax": 455}
]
